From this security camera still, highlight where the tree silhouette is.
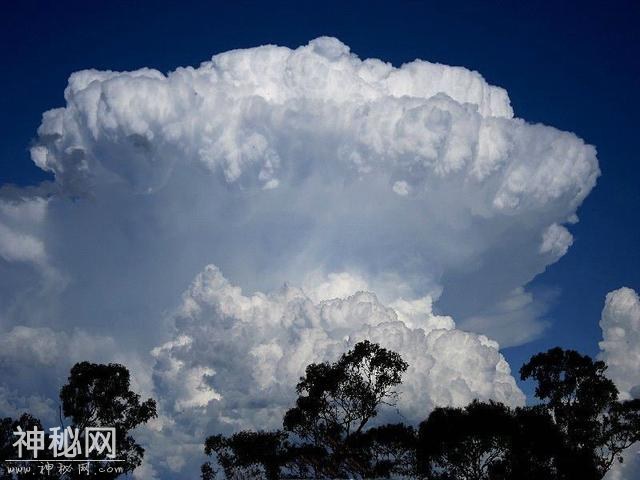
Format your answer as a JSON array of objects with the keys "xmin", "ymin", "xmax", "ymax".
[
  {"xmin": 504, "ymin": 405, "xmax": 566, "ymax": 480},
  {"xmin": 521, "ymin": 347, "xmax": 640, "ymax": 478},
  {"xmin": 350, "ymin": 423, "xmax": 417, "ymax": 478},
  {"xmin": 284, "ymin": 339, "xmax": 408, "ymax": 478},
  {"xmin": 202, "ymin": 344, "xmax": 640, "ymax": 480},
  {"xmin": 0, "ymin": 362, "xmax": 156, "ymax": 480},
  {"xmin": 0, "ymin": 414, "xmax": 50, "ymax": 479},
  {"xmin": 4, "ymin": 344, "xmax": 637, "ymax": 480},
  {"xmin": 417, "ymin": 400, "xmax": 513, "ymax": 480},
  {"xmin": 202, "ymin": 431, "xmax": 288, "ymax": 480},
  {"xmin": 60, "ymin": 362, "xmax": 157, "ymax": 479},
  {"xmin": 203, "ymin": 340, "xmax": 410, "ymax": 479}
]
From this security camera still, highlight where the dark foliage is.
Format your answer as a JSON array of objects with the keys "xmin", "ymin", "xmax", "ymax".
[
  {"xmin": 350, "ymin": 423, "xmax": 417, "ymax": 478},
  {"xmin": 0, "ymin": 414, "xmax": 49, "ymax": 479},
  {"xmin": 203, "ymin": 344, "xmax": 640, "ymax": 480},
  {"xmin": 203, "ymin": 431, "xmax": 288, "ymax": 480},
  {"xmin": 505, "ymin": 405, "xmax": 567, "ymax": 480},
  {"xmin": 521, "ymin": 347, "xmax": 640, "ymax": 478},
  {"xmin": 3, "ymin": 344, "xmax": 639, "ymax": 480},
  {"xmin": 282, "ymin": 339, "xmax": 408, "ymax": 477},
  {"xmin": 203, "ymin": 340, "xmax": 411, "ymax": 479},
  {"xmin": 417, "ymin": 400, "xmax": 513, "ymax": 480},
  {"xmin": 60, "ymin": 362, "xmax": 158, "ymax": 478},
  {"xmin": 0, "ymin": 362, "xmax": 157, "ymax": 479},
  {"xmin": 417, "ymin": 402, "xmax": 569, "ymax": 480}
]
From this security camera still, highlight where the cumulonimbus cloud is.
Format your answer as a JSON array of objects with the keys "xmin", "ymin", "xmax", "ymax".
[
  {"xmin": 0, "ymin": 37, "xmax": 602, "ymax": 478},
  {"xmin": 3, "ymin": 37, "xmax": 600, "ymax": 346}
]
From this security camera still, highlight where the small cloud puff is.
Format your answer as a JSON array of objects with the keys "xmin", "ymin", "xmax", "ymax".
[{"xmin": 540, "ymin": 223, "xmax": 573, "ymax": 259}]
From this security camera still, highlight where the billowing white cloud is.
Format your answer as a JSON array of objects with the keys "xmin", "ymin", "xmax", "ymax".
[
  {"xmin": 599, "ymin": 288, "xmax": 640, "ymax": 480},
  {"xmin": 153, "ymin": 265, "xmax": 524, "ymax": 420},
  {"xmin": 0, "ymin": 37, "xmax": 599, "ymax": 349},
  {"xmin": 0, "ymin": 38, "xmax": 601, "ymax": 478},
  {"xmin": 147, "ymin": 265, "xmax": 523, "ymax": 477}
]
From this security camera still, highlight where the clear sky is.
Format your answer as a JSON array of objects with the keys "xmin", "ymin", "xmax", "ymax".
[{"xmin": 2, "ymin": 0, "xmax": 637, "ymax": 385}]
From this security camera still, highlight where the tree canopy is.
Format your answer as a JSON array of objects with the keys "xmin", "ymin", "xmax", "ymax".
[
  {"xmin": 521, "ymin": 348, "xmax": 640, "ymax": 478},
  {"xmin": 1, "ymin": 345, "xmax": 638, "ymax": 480},
  {"xmin": 202, "ymin": 345, "xmax": 640, "ymax": 480},
  {"xmin": 0, "ymin": 362, "xmax": 157, "ymax": 479},
  {"xmin": 203, "ymin": 340, "xmax": 410, "ymax": 479}
]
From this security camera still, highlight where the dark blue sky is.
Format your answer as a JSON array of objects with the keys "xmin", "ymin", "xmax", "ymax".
[{"xmin": 1, "ymin": 0, "xmax": 638, "ymax": 389}]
